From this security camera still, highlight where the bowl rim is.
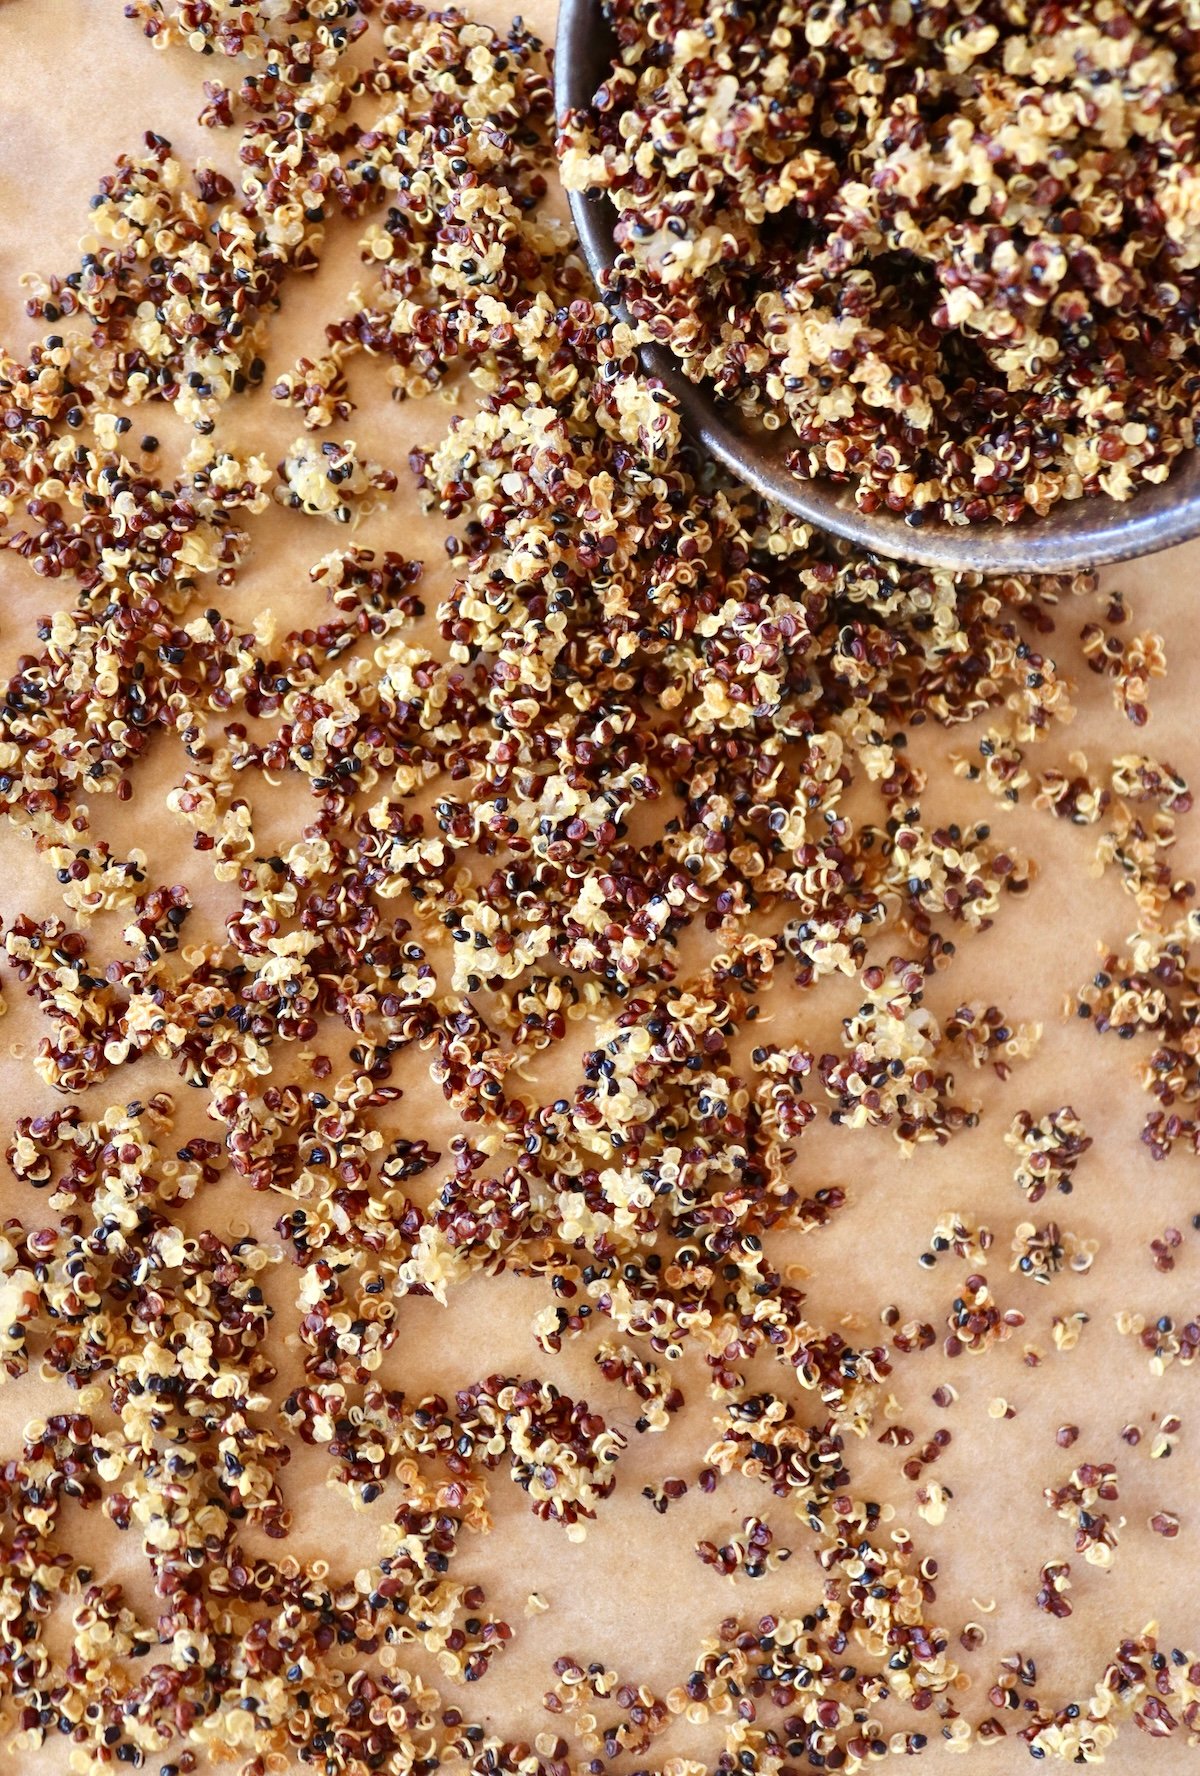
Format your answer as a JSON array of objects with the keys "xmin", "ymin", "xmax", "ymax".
[{"xmin": 553, "ymin": 0, "xmax": 1200, "ymax": 576}]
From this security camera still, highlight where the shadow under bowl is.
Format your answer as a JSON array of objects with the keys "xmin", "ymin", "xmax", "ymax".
[{"xmin": 553, "ymin": 0, "xmax": 1200, "ymax": 575}]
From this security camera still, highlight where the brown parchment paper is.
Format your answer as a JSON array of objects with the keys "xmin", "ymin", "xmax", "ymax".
[{"xmin": 0, "ymin": 4, "xmax": 1198, "ymax": 1772}]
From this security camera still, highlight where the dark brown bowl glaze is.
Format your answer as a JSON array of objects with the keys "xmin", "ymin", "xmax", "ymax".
[{"xmin": 554, "ymin": 0, "xmax": 1200, "ymax": 574}]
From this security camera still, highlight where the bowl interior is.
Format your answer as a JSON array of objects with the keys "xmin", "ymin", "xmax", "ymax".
[{"xmin": 553, "ymin": 0, "xmax": 1200, "ymax": 575}]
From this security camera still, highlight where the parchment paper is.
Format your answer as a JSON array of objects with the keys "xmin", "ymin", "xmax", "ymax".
[{"xmin": 0, "ymin": 5, "xmax": 1197, "ymax": 1772}]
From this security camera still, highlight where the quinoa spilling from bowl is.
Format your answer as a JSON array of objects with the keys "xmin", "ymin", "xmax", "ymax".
[
  {"xmin": 558, "ymin": 0, "xmax": 1200, "ymax": 525},
  {"xmin": 0, "ymin": 2, "xmax": 1197, "ymax": 1772}
]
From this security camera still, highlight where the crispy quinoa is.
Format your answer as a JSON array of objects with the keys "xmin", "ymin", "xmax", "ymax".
[
  {"xmin": 0, "ymin": 3, "xmax": 1193, "ymax": 1773},
  {"xmin": 559, "ymin": 0, "xmax": 1200, "ymax": 524}
]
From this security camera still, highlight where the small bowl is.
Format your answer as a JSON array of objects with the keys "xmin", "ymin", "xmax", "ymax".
[{"xmin": 554, "ymin": 0, "xmax": 1200, "ymax": 575}]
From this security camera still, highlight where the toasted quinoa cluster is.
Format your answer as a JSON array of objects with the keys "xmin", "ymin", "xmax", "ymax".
[
  {"xmin": 559, "ymin": 0, "xmax": 1200, "ymax": 524},
  {"xmin": 0, "ymin": 3, "xmax": 1195, "ymax": 1774},
  {"xmin": 1043, "ymin": 1459, "xmax": 1122, "ymax": 1570},
  {"xmin": 1004, "ymin": 1104, "xmax": 1092, "ymax": 1203}
]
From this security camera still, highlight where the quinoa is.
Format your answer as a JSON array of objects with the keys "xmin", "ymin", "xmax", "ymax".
[
  {"xmin": 1005, "ymin": 1104, "xmax": 1092, "ymax": 1202},
  {"xmin": 0, "ymin": 3, "xmax": 1193, "ymax": 1773},
  {"xmin": 559, "ymin": 0, "xmax": 1200, "ymax": 524},
  {"xmin": 1044, "ymin": 1459, "xmax": 1123, "ymax": 1568}
]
